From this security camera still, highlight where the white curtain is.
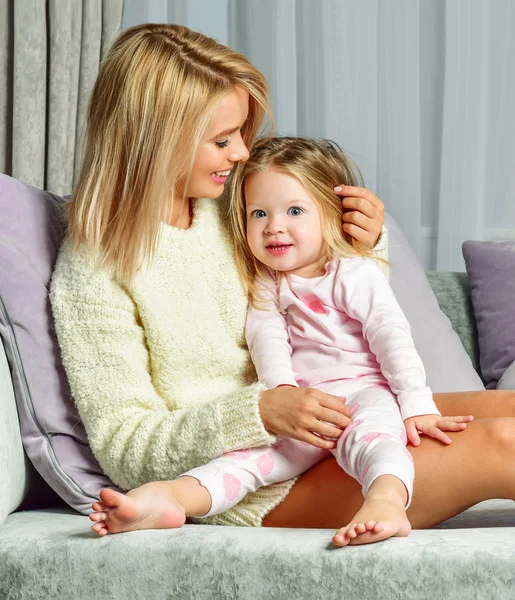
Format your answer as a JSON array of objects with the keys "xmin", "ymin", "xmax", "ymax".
[{"xmin": 124, "ymin": 0, "xmax": 515, "ymax": 272}]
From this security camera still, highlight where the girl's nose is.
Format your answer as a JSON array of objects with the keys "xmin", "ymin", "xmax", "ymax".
[{"xmin": 264, "ymin": 220, "xmax": 286, "ymax": 234}]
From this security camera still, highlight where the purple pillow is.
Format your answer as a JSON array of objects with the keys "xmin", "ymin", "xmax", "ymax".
[
  {"xmin": 462, "ymin": 240, "xmax": 515, "ymax": 390},
  {"xmin": 386, "ymin": 214, "xmax": 484, "ymax": 393},
  {"xmin": 0, "ymin": 174, "xmax": 119, "ymax": 515}
]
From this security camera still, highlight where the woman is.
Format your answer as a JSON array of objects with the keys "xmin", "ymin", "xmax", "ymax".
[{"xmin": 50, "ymin": 23, "xmax": 515, "ymax": 537}]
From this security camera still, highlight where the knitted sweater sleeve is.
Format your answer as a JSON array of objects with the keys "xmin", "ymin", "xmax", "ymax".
[{"xmin": 50, "ymin": 242, "xmax": 275, "ymax": 491}]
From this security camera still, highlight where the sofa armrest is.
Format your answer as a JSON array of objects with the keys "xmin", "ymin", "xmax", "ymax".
[{"xmin": 0, "ymin": 336, "xmax": 29, "ymax": 524}]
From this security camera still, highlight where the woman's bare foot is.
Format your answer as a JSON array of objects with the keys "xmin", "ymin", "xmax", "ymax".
[
  {"xmin": 332, "ymin": 475, "xmax": 411, "ymax": 547},
  {"xmin": 88, "ymin": 477, "xmax": 211, "ymax": 536}
]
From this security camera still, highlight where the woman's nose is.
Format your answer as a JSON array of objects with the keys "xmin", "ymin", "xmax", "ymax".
[{"xmin": 229, "ymin": 133, "xmax": 250, "ymax": 162}]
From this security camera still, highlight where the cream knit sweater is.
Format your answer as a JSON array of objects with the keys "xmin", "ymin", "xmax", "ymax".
[{"xmin": 50, "ymin": 197, "xmax": 388, "ymax": 527}]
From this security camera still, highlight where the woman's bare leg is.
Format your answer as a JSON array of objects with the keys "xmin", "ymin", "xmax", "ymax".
[
  {"xmin": 263, "ymin": 393, "xmax": 515, "ymax": 529},
  {"xmin": 434, "ymin": 389, "xmax": 515, "ymax": 419}
]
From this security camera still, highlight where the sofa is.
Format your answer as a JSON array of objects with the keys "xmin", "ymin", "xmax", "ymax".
[{"xmin": 1, "ymin": 263, "xmax": 514, "ymax": 600}]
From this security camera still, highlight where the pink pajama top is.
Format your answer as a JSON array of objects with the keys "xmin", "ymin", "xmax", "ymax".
[{"xmin": 245, "ymin": 258, "xmax": 439, "ymax": 421}]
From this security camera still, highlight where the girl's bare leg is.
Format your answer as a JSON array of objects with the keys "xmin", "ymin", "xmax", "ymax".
[{"xmin": 263, "ymin": 391, "xmax": 515, "ymax": 529}]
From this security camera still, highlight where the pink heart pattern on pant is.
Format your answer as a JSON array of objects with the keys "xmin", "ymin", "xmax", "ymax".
[
  {"xmin": 223, "ymin": 449, "xmax": 251, "ymax": 460},
  {"xmin": 341, "ymin": 419, "xmax": 363, "ymax": 442},
  {"xmin": 255, "ymin": 452, "xmax": 275, "ymax": 476},
  {"xmin": 223, "ymin": 473, "xmax": 241, "ymax": 500},
  {"xmin": 363, "ymin": 432, "xmax": 393, "ymax": 443}
]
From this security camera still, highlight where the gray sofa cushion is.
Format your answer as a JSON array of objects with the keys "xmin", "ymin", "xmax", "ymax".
[
  {"xmin": 462, "ymin": 240, "xmax": 515, "ymax": 389},
  {"xmin": 425, "ymin": 272, "xmax": 480, "ymax": 374},
  {"xmin": 497, "ymin": 360, "xmax": 515, "ymax": 391},
  {"xmin": 1, "ymin": 500, "xmax": 514, "ymax": 600},
  {"xmin": 386, "ymin": 214, "xmax": 484, "ymax": 392},
  {"xmin": 0, "ymin": 175, "xmax": 117, "ymax": 516}
]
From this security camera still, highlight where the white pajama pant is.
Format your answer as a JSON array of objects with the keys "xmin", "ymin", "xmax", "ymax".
[{"xmin": 184, "ymin": 383, "xmax": 414, "ymax": 518}]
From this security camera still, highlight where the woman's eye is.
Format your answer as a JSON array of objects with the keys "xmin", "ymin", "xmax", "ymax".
[
  {"xmin": 251, "ymin": 210, "xmax": 266, "ymax": 219},
  {"xmin": 288, "ymin": 207, "xmax": 304, "ymax": 216},
  {"xmin": 215, "ymin": 138, "xmax": 230, "ymax": 148}
]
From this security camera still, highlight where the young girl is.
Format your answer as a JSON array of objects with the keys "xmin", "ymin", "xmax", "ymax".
[{"xmin": 90, "ymin": 137, "xmax": 473, "ymax": 546}]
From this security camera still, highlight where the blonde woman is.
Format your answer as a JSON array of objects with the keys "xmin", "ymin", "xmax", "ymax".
[{"xmin": 50, "ymin": 24, "xmax": 515, "ymax": 540}]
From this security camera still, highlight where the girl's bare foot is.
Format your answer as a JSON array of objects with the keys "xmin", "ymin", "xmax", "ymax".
[
  {"xmin": 332, "ymin": 475, "xmax": 411, "ymax": 547},
  {"xmin": 89, "ymin": 482, "xmax": 190, "ymax": 536}
]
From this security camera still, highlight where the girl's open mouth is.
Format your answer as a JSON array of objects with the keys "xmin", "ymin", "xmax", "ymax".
[{"xmin": 266, "ymin": 244, "xmax": 292, "ymax": 256}]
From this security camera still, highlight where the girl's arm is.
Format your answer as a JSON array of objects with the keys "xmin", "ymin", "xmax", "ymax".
[
  {"xmin": 50, "ymin": 242, "xmax": 275, "ymax": 492},
  {"xmin": 245, "ymin": 286, "xmax": 298, "ymax": 390},
  {"xmin": 335, "ymin": 258, "xmax": 439, "ymax": 421}
]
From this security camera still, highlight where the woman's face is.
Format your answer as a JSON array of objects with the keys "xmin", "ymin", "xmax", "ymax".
[{"xmin": 185, "ymin": 87, "xmax": 250, "ymax": 199}]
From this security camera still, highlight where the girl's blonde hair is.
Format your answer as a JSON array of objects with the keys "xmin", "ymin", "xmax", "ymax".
[
  {"xmin": 67, "ymin": 23, "xmax": 273, "ymax": 282},
  {"xmin": 229, "ymin": 136, "xmax": 382, "ymax": 306}
]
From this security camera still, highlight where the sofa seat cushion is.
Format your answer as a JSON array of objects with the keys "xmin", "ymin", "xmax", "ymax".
[{"xmin": 1, "ymin": 502, "xmax": 514, "ymax": 600}]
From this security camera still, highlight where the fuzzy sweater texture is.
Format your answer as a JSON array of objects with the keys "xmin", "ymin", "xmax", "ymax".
[{"xmin": 50, "ymin": 197, "xmax": 388, "ymax": 526}]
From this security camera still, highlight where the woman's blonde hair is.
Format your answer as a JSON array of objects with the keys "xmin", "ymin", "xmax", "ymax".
[
  {"xmin": 229, "ymin": 136, "xmax": 382, "ymax": 306},
  {"xmin": 67, "ymin": 23, "xmax": 273, "ymax": 282}
]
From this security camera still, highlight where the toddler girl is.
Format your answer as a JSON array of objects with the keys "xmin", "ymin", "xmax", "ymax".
[{"xmin": 93, "ymin": 137, "xmax": 473, "ymax": 545}]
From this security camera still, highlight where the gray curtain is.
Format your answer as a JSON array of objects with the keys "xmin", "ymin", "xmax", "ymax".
[{"xmin": 0, "ymin": 0, "xmax": 124, "ymax": 195}]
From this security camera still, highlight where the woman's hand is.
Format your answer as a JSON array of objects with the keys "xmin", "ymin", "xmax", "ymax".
[
  {"xmin": 334, "ymin": 185, "xmax": 384, "ymax": 249},
  {"xmin": 404, "ymin": 414, "xmax": 474, "ymax": 446},
  {"xmin": 258, "ymin": 386, "xmax": 351, "ymax": 449}
]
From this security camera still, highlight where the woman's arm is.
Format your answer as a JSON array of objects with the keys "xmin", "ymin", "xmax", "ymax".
[{"xmin": 50, "ymin": 242, "xmax": 275, "ymax": 492}]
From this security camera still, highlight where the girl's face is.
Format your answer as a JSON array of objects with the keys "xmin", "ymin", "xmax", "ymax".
[
  {"xmin": 185, "ymin": 87, "xmax": 250, "ymax": 200},
  {"xmin": 245, "ymin": 167, "xmax": 328, "ymax": 278}
]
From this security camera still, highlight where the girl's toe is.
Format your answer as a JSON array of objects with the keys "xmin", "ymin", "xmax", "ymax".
[{"xmin": 355, "ymin": 523, "xmax": 366, "ymax": 534}]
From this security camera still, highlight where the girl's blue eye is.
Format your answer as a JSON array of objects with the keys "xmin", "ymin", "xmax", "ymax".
[
  {"xmin": 215, "ymin": 138, "xmax": 230, "ymax": 148},
  {"xmin": 288, "ymin": 206, "xmax": 304, "ymax": 216},
  {"xmin": 251, "ymin": 210, "xmax": 266, "ymax": 219}
]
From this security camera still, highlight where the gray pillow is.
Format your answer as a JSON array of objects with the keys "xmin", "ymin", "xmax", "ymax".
[
  {"xmin": 0, "ymin": 174, "xmax": 119, "ymax": 515},
  {"xmin": 497, "ymin": 360, "xmax": 515, "ymax": 391},
  {"xmin": 386, "ymin": 213, "xmax": 484, "ymax": 393},
  {"xmin": 462, "ymin": 240, "xmax": 515, "ymax": 390}
]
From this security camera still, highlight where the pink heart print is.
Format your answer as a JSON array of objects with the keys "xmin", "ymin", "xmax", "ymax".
[
  {"xmin": 363, "ymin": 432, "xmax": 393, "ymax": 443},
  {"xmin": 223, "ymin": 473, "xmax": 241, "ymax": 501},
  {"xmin": 303, "ymin": 294, "xmax": 326, "ymax": 314},
  {"xmin": 255, "ymin": 452, "xmax": 275, "ymax": 476},
  {"xmin": 341, "ymin": 419, "xmax": 363, "ymax": 442},
  {"xmin": 223, "ymin": 449, "xmax": 251, "ymax": 460},
  {"xmin": 350, "ymin": 403, "xmax": 361, "ymax": 416}
]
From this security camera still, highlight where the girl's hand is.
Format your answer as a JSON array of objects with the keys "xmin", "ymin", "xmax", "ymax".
[
  {"xmin": 334, "ymin": 185, "xmax": 384, "ymax": 249},
  {"xmin": 404, "ymin": 414, "xmax": 474, "ymax": 446},
  {"xmin": 258, "ymin": 386, "xmax": 352, "ymax": 449}
]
